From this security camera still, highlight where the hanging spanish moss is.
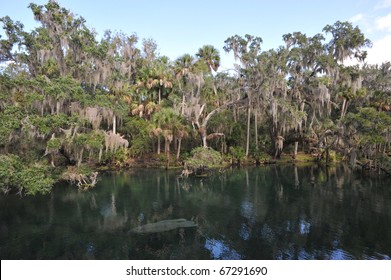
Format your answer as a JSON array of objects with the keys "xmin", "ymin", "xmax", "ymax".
[{"xmin": 1, "ymin": 1, "xmax": 390, "ymax": 197}]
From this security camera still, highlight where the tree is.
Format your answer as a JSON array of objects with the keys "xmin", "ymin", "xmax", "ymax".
[
  {"xmin": 343, "ymin": 107, "xmax": 391, "ymax": 166},
  {"xmin": 224, "ymin": 34, "xmax": 263, "ymax": 156},
  {"xmin": 322, "ymin": 21, "xmax": 371, "ymax": 121},
  {"xmin": 176, "ymin": 52, "xmax": 247, "ymax": 148},
  {"xmin": 323, "ymin": 21, "xmax": 371, "ymax": 64},
  {"xmin": 283, "ymin": 32, "xmax": 331, "ymax": 156},
  {"xmin": 2, "ymin": 0, "xmax": 391, "ymax": 196},
  {"xmin": 196, "ymin": 45, "xmax": 220, "ymax": 74},
  {"xmin": 151, "ymin": 108, "xmax": 187, "ymax": 166},
  {"xmin": 363, "ymin": 62, "xmax": 391, "ymax": 112},
  {"xmin": 136, "ymin": 56, "xmax": 173, "ymax": 104}
]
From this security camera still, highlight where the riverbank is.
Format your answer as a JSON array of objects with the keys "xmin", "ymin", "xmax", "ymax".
[{"xmin": 98, "ymin": 150, "xmax": 328, "ymax": 171}]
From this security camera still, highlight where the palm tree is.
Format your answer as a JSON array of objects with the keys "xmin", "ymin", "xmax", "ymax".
[
  {"xmin": 196, "ymin": 45, "xmax": 221, "ymax": 74},
  {"xmin": 152, "ymin": 108, "xmax": 184, "ymax": 166},
  {"xmin": 174, "ymin": 54, "xmax": 194, "ymax": 76},
  {"xmin": 174, "ymin": 54, "xmax": 195, "ymax": 115},
  {"xmin": 175, "ymin": 122, "xmax": 189, "ymax": 161},
  {"xmin": 136, "ymin": 57, "xmax": 173, "ymax": 104},
  {"xmin": 153, "ymin": 57, "xmax": 174, "ymax": 104}
]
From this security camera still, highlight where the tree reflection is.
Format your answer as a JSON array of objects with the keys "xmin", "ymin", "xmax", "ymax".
[{"xmin": 1, "ymin": 166, "xmax": 391, "ymax": 259}]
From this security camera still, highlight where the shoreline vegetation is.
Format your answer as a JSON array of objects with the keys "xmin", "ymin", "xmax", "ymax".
[{"xmin": 1, "ymin": 1, "xmax": 391, "ymax": 196}]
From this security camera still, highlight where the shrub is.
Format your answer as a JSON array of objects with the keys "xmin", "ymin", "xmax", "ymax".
[
  {"xmin": 124, "ymin": 117, "xmax": 152, "ymax": 157},
  {"xmin": 185, "ymin": 147, "xmax": 223, "ymax": 168},
  {"xmin": 19, "ymin": 164, "xmax": 54, "ymax": 195},
  {"xmin": 229, "ymin": 146, "xmax": 245, "ymax": 161},
  {"xmin": 0, "ymin": 154, "xmax": 53, "ymax": 195}
]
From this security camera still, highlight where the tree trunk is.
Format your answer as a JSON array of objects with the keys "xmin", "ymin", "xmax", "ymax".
[
  {"xmin": 349, "ymin": 149, "xmax": 357, "ymax": 167},
  {"xmin": 173, "ymin": 135, "xmax": 177, "ymax": 151},
  {"xmin": 56, "ymin": 101, "xmax": 61, "ymax": 115},
  {"xmin": 294, "ymin": 141, "xmax": 298, "ymax": 159},
  {"xmin": 340, "ymin": 98, "xmax": 347, "ymax": 119},
  {"xmin": 246, "ymin": 105, "xmax": 251, "ymax": 157},
  {"xmin": 98, "ymin": 147, "xmax": 103, "ymax": 163},
  {"xmin": 274, "ymin": 136, "xmax": 284, "ymax": 159},
  {"xmin": 202, "ymin": 134, "xmax": 207, "ymax": 148},
  {"xmin": 158, "ymin": 88, "xmax": 161, "ymax": 105},
  {"xmin": 50, "ymin": 154, "xmax": 55, "ymax": 167},
  {"xmin": 181, "ymin": 93, "xmax": 185, "ymax": 115},
  {"xmin": 199, "ymin": 127, "xmax": 208, "ymax": 148},
  {"xmin": 112, "ymin": 115, "xmax": 116, "ymax": 134},
  {"xmin": 157, "ymin": 136, "xmax": 161, "ymax": 154},
  {"xmin": 325, "ymin": 147, "xmax": 330, "ymax": 165},
  {"xmin": 166, "ymin": 137, "xmax": 169, "ymax": 153},
  {"xmin": 176, "ymin": 138, "xmax": 182, "ymax": 161},
  {"xmin": 254, "ymin": 108, "xmax": 259, "ymax": 151},
  {"xmin": 165, "ymin": 137, "xmax": 170, "ymax": 170},
  {"xmin": 77, "ymin": 147, "xmax": 84, "ymax": 167},
  {"xmin": 166, "ymin": 152, "xmax": 170, "ymax": 170}
]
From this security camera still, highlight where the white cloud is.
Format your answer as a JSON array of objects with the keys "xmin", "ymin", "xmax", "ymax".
[
  {"xmin": 366, "ymin": 34, "xmax": 391, "ymax": 64},
  {"xmin": 350, "ymin": 13, "xmax": 364, "ymax": 23},
  {"xmin": 375, "ymin": 12, "xmax": 391, "ymax": 31},
  {"xmin": 345, "ymin": 2, "xmax": 391, "ymax": 65},
  {"xmin": 374, "ymin": 0, "xmax": 391, "ymax": 10}
]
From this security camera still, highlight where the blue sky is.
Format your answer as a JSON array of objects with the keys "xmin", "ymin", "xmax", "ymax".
[{"xmin": 1, "ymin": 0, "xmax": 391, "ymax": 70}]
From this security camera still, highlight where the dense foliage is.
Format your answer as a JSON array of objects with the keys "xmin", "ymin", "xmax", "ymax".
[{"xmin": 1, "ymin": 0, "xmax": 390, "ymax": 195}]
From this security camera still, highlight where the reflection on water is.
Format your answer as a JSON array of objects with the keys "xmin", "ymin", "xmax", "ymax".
[
  {"xmin": 205, "ymin": 238, "xmax": 241, "ymax": 260},
  {"xmin": 1, "ymin": 164, "xmax": 391, "ymax": 259}
]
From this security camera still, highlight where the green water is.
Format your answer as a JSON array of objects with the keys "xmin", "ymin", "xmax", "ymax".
[{"xmin": 1, "ymin": 165, "xmax": 391, "ymax": 259}]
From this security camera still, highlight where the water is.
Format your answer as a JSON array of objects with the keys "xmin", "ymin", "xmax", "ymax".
[{"xmin": 1, "ymin": 164, "xmax": 391, "ymax": 259}]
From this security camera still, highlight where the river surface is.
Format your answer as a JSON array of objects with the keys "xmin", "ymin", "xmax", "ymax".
[{"xmin": 1, "ymin": 164, "xmax": 391, "ymax": 259}]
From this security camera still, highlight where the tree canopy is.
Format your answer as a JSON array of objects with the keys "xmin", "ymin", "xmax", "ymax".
[{"xmin": 1, "ymin": 0, "xmax": 390, "ymax": 195}]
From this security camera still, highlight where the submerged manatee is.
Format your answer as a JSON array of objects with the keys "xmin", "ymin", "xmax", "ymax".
[{"xmin": 131, "ymin": 218, "xmax": 197, "ymax": 234}]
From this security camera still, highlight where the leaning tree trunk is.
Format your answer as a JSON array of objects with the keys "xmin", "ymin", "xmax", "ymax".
[{"xmin": 340, "ymin": 98, "xmax": 348, "ymax": 119}]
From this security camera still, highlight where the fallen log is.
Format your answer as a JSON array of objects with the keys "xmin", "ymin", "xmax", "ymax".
[{"xmin": 131, "ymin": 218, "xmax": 197, "ymax": 234}]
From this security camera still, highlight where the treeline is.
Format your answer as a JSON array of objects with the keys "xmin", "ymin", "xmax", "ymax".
[{"xmin": 0, "ymin": 0, "xmax": 390, "ymax": 195}]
